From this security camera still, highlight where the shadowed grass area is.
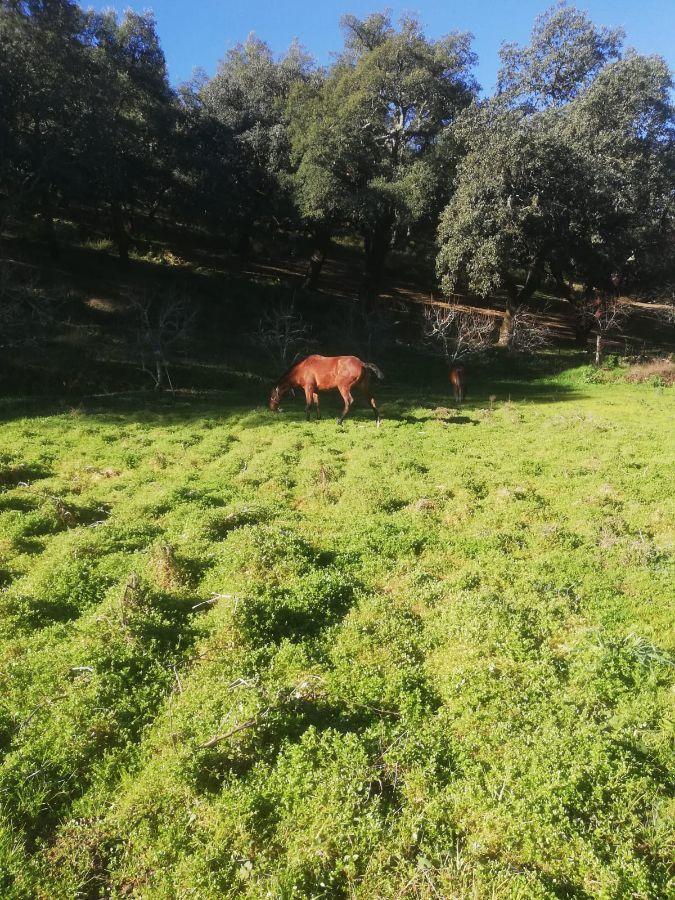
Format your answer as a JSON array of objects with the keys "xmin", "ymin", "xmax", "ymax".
[{"xmin": 0, "ymin": 354, "xmax": 673, "ymax": 898}]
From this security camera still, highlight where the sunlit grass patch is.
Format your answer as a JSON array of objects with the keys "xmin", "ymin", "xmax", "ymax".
[{"xmin": 0, "ymin": 362, "xmax": 672, "ymax": 897}]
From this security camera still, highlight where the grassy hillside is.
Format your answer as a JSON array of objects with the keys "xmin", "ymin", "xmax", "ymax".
[{"xmin": 0, "ymin": 356, "xmax": 673, "ymax": 898}]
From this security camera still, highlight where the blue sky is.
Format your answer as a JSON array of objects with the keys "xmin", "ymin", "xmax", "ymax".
[{"xmin": 89, "ymin": 1, "xmax": 675, "ymax": 93}]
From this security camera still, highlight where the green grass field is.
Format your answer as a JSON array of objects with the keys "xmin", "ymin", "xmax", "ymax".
[{"xmin": 0, "ymin": 357, "xmax": 673, "ymax": 898}]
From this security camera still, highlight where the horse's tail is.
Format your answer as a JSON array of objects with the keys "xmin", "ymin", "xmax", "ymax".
[{"xmin": 364, "ymin": 361, "xmax": 384, "ymax": 380}]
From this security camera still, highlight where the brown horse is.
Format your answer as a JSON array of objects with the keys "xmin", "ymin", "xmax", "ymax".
[
  {"xmin": 449, "ymin": 365, "xmax": 466, "ymax": 404},
  {"xmin": 269, "ymin": 355, "xmax": 383, "ymax": 425}
]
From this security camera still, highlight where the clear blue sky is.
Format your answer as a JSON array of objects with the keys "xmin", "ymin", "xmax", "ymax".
[{"xmin": 89, "ymin": 1, "xmax": 674, "ymax": 93}]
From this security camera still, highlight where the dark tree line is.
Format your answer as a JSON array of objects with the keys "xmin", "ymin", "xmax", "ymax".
[
  {"xmin": 0, "ymin": 1, "xmax": 176, "ymax": 260},
  {"xmin": 1, "ymin": 1, "xmax": 673, "ymax": 343}
]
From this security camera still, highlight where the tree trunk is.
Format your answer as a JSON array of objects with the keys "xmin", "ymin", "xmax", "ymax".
[
  {"xmin": 154, "ymin": 350, "xmax": 164, "ymax": 390},
  {"xmin": 498, "ymin": 255, "xmax": 545, "ymax": 347},
  {"xmin": 498, "ymin": 277, "xmax": 519, "ymax": 347},
  {"xmin": 595, "ymin": 332, "xmax": 603, "ymax": 366},
  {"xmin": 557, "ymin": 274, "xmax": 594, "ymax": 347},
  {"xmin": 112, "ymin": 203, "xmax": 130, "ymax": 263},
  {"xmin": 42, "ymin": 209, "xmax": 59, "ymax": 260},
  {"xmin": 361, "ymin": 225, "xmax": 391, "ymax": 301},
  {"xmin": 76, "ymin": 216, "xmax": 89, "ymax": 244},
  {"xmin": 303, "ymin": 229, "xmax": 331, "ymax": 288},
  {"xmin": 571, "ymin": 299, "xmax": 593, "ymax": 347},
  {"xmin": 236, "ymin": 228, "xmax": 251, "ymax": 265},
  {"xmin": 497, "ymin": 300, "xmax": 515, "ymax": 346}
]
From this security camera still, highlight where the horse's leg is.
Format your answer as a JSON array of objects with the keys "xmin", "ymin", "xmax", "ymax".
[
  {"xmin": 337, "ymin": 386, "xmax": 353, "ymax": 425},
  {"xmin": 369, "ymin": 395, "xmax": 381, "ymax": 426},
  {"xmin": 304, "ymin": 385, "xmax": 314, "ymax": 421},
  {"xmin": 313, "ymin": 392, "xmax": 321, "ymax": 420},
  {"xmin": 359, "ymin": 379, "xmax": 380, "ymax": 426}
]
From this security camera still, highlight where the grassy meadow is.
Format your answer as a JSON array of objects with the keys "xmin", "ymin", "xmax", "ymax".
[{"xmin": 0, "ymin": 356, "xmax": 673, "ymax": 898}]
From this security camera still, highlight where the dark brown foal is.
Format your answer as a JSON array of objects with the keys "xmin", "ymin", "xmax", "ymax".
[{"xmin": 449, "ymin": 365, "xmax": 466, "ymax": 404}]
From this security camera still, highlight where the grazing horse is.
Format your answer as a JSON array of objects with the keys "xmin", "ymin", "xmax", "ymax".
[
  {"xmin": 449, "ymin": 365, "xmax": 466, "ymax": 404},
  {"xmin": 269, "ymin": 355, "xmax": 383, "ymax": 425}
]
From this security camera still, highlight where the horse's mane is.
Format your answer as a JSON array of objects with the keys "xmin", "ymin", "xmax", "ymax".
[{"xmin": 275, "ymin": 360, "xmax": 301, "ymax": 387}]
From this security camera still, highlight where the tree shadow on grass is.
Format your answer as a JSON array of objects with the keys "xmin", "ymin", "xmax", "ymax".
[
  {"xmin": 387, "ymin": 411, "xmax": 480, "ymax": 426},
  {"xmin": 445, "ymin": 414, "xmax": 478, "ymax": 425},
  {"xmin": 0, "ymin": 464, "xmax": 53, "ymax": 487},
  {"xmin": 191, "ymin": 696, "xmax": 387, "ymax": 797},
  {"xmin": 0, "ymin": 345, "xmax": 592, "ymax": 430},
  {"xmin": 0, "ymin": 494, "xmax": 36, "ymax": 512}
]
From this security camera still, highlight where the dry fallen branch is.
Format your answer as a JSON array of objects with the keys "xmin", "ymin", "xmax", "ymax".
[
  {"xmin": 198, "ymin": 715, "xmax": 264, "ymax": 749},
  {"xmin": 197, "ymin": 679, "xmax": 323, "ymax": 750},
  {"xmin": 191, "ymin": 593, "xmax": 240, "ymax": 611},
  {"xmin": 171, "ymin": 664, "xmax": 183, "ymax": 694},
  {"xmin": 227, "ymin": 677, "xmax": 257, "ymax": 690},
  {"xmin": 18, "ymin": 693, "xmax": 68, "ymax": 732}
]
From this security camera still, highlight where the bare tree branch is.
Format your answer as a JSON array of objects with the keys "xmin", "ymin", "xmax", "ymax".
[
  {"xmin": 131, "ymin": 291, "xmax": 195, "ymax": 390},
  {"xmin": 249, "ymin": 297, "xmax": 312, "ymax": 369},
  {"xmin": 422, "ymin": 304, "xmax": 494, "ymax": 361},
  {"xmin": 506, "ymin": 304, "xmax": 554, "ymax": 353},
  {"xmin": 0, "ymin": 259, "xmax": 64, "ymax": 349},
  {"xmin": 576, "ymin": 292, "xmax": 629, "ymax": 364}
]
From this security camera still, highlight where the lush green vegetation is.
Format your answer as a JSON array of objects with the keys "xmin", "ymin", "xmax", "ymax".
[
  {"xmin": 0, "ymin": 357, "xmax": 672, "ymax": 898},
  {"xmin": 2, "ymin": 2, "xmax": 672, "ymax": 326},
  {"xmin": 1, "ymin": 0, "xmax": 673, "ymax": 895}
]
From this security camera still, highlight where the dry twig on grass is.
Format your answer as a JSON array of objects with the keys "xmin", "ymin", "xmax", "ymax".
[{"xmin": 198, "ymin": 718, "xmax": 260, "ymax": 749}]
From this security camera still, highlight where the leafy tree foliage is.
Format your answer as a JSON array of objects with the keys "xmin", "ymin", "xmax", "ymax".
[
  {"xmin": 0, "ymin": 0, "xmax": 99, "ymax": 248},
  {"xmin": 196, "ymin": 36, "xmax": 314, "ymax": 254},
  {"xmin": 0, "ymin": 0, "xmax": 174, "ymax": 259},
  {"xmin": 87, "ymin": 9, "xmax": 176, "ymax": 260},
  {"xmin": 498, "ymin": 2, "xmax": 624, "ymax": 110},
  {"xmin": 437, "ymin": 2, "xmax": 674, "ymax": 343},
  {"xmin": 0, "ymin": 0, "xmax": 672, "ymax": 345},
  {"xmin": 559, "ymin": 53, "xmax": 674, "ymax": 285},
  {"xmin": 437, "ymin": 105, "xmax": 585, "ymax": 342},
  {"xmin": 289, "ymin": 12, "xmax": 477, "ymax": 296}
]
